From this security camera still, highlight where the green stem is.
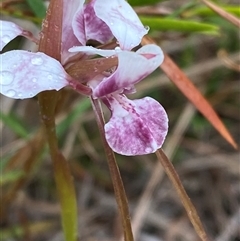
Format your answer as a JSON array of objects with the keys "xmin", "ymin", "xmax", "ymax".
[
  {"xmin": 37, "ymin": 0, "xmax": 78, "ymax": 239},
  {"xmin": 91, "ymin": 97, "xmax": 134, "ymax": 241},
  {"xmin": 156, "ymin": 149, "xmax": 209, "ymax": 241},
  {"xmin": 38, "ymin": 92, "xmax": 78, "ymax": 241}
]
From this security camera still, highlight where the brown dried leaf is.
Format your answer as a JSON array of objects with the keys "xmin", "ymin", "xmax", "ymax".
[
  {"xmin": 1, "ymin": 129, "xmax": 46, "ymax": 219},
  {"xmin": 201, "ymin": 0, "xmax": 240, "ymax": 28},
  {"xmin": 142, "ymin": 36, "xmax": 238, "ymax": 149}
]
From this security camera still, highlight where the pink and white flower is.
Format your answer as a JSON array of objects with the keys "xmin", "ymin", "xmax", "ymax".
[{"xmin": 0, "ymin": 0, "xmax": 168, "ymax": 156}]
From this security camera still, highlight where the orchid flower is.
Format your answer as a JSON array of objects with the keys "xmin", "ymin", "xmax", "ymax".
[{"xmin": 0, "ymin": 0, "xmax": 168, "ymax": 156}]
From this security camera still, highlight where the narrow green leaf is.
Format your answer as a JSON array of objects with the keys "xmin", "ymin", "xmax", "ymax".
[
  {"xmin": 0, "ymin": 112, "xmax": 28, "ymax": 138},
  {"xmin": 0, "ymin": 170, "xmax": 25, "ymax": 185},
  {"xmin": 0, "ymin": 9, "xmax": 42, "ymax": 24},
  {"xmin": 140, "ymin": 17, "xmax": 219, "ymax": 34},
  {"xmin": 185, "ymin": 6, "xmax": 240, "ymax": 17},
  {"xmin": 165, "ymin": 2, "xmax": 197, "ymax": 19},
  {"xmin": 25, "ymin": 0, "xmax": 46, "ymax": 18},
  {"xmin": 53, "ymin": 152, "xmax": 78, "ymax": 241},
  {"xmin": 128, "ymin": 0, "xmax": 163, "ymax": 7}
]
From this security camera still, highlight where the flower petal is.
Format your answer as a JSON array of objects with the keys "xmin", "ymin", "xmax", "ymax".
[
  {"xmin": 94, "ymin": 0, "xmax": 148, "ymax": 50},
  {"xmin": 0, "ymin": 20, "xmax": 24, "ymax": 50},
  {"xmin": 72, "ymin": 0, "xmax": 113, "ymax": 45},
  {"xmin": 71, "ymin": 2, "xmax": 86, "ymax": 45},
  {"xmin": 69, "ymin": 45, "xmax": 118, "ymax": 57},
  {"xmin": 0, "ymin": 50, "xmax": 69, "ymax": 99},
  {"xmin": 104, "ymin": 95, "xmax": 168, "ymax": 156},
  {"xmin": 93, "ymin": 44, "xmax": 164, "ymax": 98},
  {"xmin": 62, "ymin": 0, "xmax": 83, "ymax": 63},
  {"xmin": 84, "ymin": 0, "xmax": 113, "ymax": 44}
]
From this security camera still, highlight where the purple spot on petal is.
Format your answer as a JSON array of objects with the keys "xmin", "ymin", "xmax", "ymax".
[{"xmin": 104, "ymin": 96, "xmax": 168, "ymax": 156}]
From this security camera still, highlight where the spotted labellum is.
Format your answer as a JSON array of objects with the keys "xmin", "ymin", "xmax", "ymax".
[{"xmin": 0, "ymin": 0, "xmax": 168, "ymax": 156}]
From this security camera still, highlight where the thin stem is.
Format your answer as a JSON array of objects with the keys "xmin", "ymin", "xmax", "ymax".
[
  {"xmin": 38, "ymin": 92, "xmax": 78, "ymax": 241},
  {"xmin": 37, "ymin": 0, "xmax": 78, "ymax": 240},
  {"xmin": 156, "ymin": 149, "xmax": 210, "ymax": 241},
  {"xmin": 91, "ymin": 97, "xmax": 134, "ymax": 241}
]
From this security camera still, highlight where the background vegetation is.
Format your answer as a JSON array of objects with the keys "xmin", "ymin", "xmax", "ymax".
[{"xmin": 1, "ymin": 0, "xmax": 239, "ymax": 240}]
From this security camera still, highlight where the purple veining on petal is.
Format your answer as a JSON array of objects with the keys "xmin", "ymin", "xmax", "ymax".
[
  {"xmin": 83, "ymin": 0, "xmax": 113, "ymax": 44},
  {"xmin": 0, "ymin": 20, "xmax": 24, "ymax": 50},
  {"xmin": 61, "ymin": 0, "xmax": 83, "ymax": 64},
  {"xmin": 104, "ymin": 95, "xmax": 168, "ymax": 156},
  {"xmin": 94, "ymin": 0, "xmax": 148, "ymax": 50},
  {"xmin": 0, "ymin": 50, "xmax": 69, "ymax": 99},
  {"xmin": 93, "ymin": 44, "xmax": 164, "ymax": 98},
  {"xmin": 72, "ymin": 0, "xmax": 113, "ymax": 46},
  {"xmin": 135, "ymin": 97, "xmax": 168, "ymax": 147},
  {"xmin": 72, "ymin": 1, "xmax": 86, "ymax": 45}
]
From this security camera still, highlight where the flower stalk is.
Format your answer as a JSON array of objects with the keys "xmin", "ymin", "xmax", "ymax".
[
  {"xmin": 155, "ymin": 149, "xmax": 209, "ymax": 241},
  {"xmin": 37, "ymin": 0, "xmax": 78, "ymax": 240},
  {"xmin": 91, "ymin": 97, "xmax": 134, "ymax": 241}
]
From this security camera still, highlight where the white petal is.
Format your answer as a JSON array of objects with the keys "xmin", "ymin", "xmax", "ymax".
[
  {"xmin": 94, "ymin": 0, "xmax": 148, "ymax": 50},
  {"xmin": 62, "ymin": 0, "xmax": 83, "ymax": 63},
  {"xmin": 72, "ymin": 0, "xmax": 87, "ymax": 45},
  {"xmin": 104, "ymin": 95, "xmax": 168, "ymax": 156},
  {"xmin": 0, "ymin": 50, "xmax": 69, "ymax": 99},
  {"xmin": 93, "ymin": 44, "xmax": 164, "ymax": 97},
  {"xmin": 69, "ymin": 45, "xmax": 118, "ymax": 57},
  {"xmin": 0, "ymin": 20, "xmax": 23, "ymax": 50}
]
